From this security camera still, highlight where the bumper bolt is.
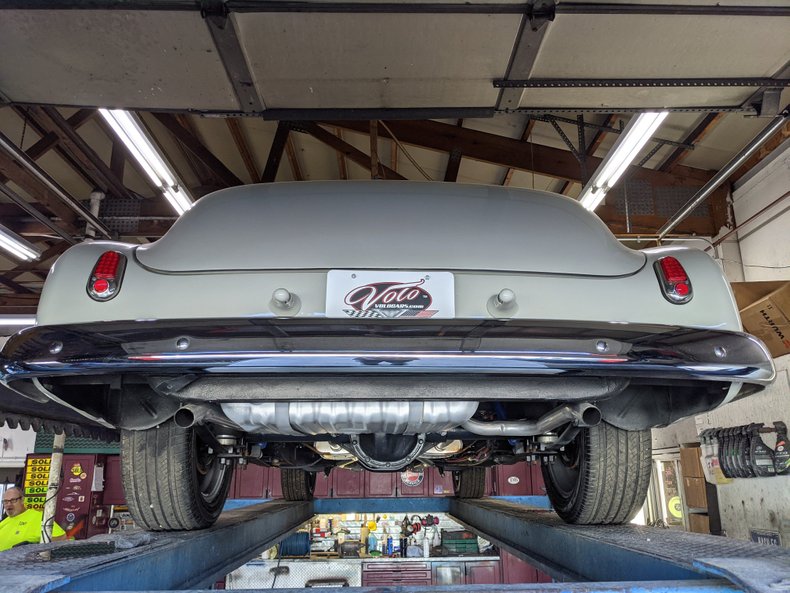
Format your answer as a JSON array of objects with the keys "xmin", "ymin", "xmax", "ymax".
[
  {"xmin": 595, "ymin": 340, "xmax": 609, "ymax": 353},
  {"xmin": 49, "ymin": 341, "xmax": 63, "ymax": 355},
  {"xmin": 176, "ymin": 337, "xmax": 190, "ymax": 351},
  {"xmin": 714, "ymin": 346, "xmax": 727, "ymax": 358}
]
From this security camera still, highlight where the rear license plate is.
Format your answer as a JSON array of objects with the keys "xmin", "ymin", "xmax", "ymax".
[{"xmin": 326, "ymin": 270, "xmax": 455, "ymax": 319}]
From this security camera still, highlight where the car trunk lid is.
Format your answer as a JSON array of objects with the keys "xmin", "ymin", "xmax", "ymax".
[{"xmin": 135, "ymin": 181, "xmax": 645, "ymax": 277}]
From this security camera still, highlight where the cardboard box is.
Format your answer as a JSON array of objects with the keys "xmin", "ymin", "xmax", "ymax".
[
  {"xmin": 683, "ymin": 476, "xmax": 708, "ymax": 509},
  {"xmin": 679, "ymin": 446, "xmax": 704, "ymax": 479},
  {"xmin": 730, "ymin": 281, "xmax": 790, "ymax": 359},
  {"xmin": 688, "ymin": 513, "xmax": 710, "ymax": 534}
]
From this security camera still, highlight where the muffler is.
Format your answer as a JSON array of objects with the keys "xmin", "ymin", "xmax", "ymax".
[
  {"xmin": 174, "ymin": 404, "xmax": 242, "ymax": 431},
  {"xmin": 461, "ymin": 403, "xmax": 601, "ymax": 437}
]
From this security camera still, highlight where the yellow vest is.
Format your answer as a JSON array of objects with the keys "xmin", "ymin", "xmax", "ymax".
[{"xmin": 0, "ymin": 508, "xmax": 66, "ymax": 551}]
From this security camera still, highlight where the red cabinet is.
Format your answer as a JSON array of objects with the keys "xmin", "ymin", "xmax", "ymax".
[
  {"xmin": 428, "ymin": 468, "xmax": 454, "ymax": 497},
  {"xmin": 432, "ymin": 562, "xmax": 465, "ymax": 585},
  {"xmin": 495, "ymin": 463, "xmax": 532, "ymax": 496},
  {"xmin": 313, "ymin": 472, "xmax": 331, "ymax": 498},
  {"xmin": 332, "ymin": 468, "xmax": 364, "ymax": 497},
  {"xmin": 432, "ymin": 561, "xmax": 501, "ymax": 585},
  {"xmin": 231, "ymin": 462, "xmax": 544, "ymax": 499},
  {"xmin": 466, "ymin": 561, "xmax": 502, "ymax": 584},
  {"xmin": 102, "ymin": 456, "xmax": 125, "ymax": 505},
  {"xmin": 501, "ymin": 550, "xmax": 538, "ymax": 583},
  {"xmin": 500, "ymin": 551, "xmax": 552, "ymax": 583},
  {"xmin": 268, "ymin": 468, "xmax": 283, "ymax": 498},
  {"xmin": 233, "ymin": 463, "xmax": 267, "ymax": 498},
  {"xmin": 398, "ymin": 469, "xmax": 430, "ymax": 497},
  {"xmin": 366, "ymin": 472, "xmax": 397, "ymax": 497},
  {"xmin": 530, "ymin": 461, "xmax": 546, "ymax": 495},
  {"xmin": 362, "ymin": 562, "xmax": 431, "ymax": 586}
]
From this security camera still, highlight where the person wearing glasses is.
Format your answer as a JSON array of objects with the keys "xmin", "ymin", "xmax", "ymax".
[{"xmin": 0, "ymin": 487, "xmax": 66, "ymax": 551}]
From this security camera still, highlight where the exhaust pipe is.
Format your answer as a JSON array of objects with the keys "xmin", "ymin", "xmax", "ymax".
[
  {"xmin": 461, "ymin": 403, "xmax": 601, "ymax": 437},
  {"xmin": 174, "ymin": 404, "xmax": 242, "ymax": 431}
]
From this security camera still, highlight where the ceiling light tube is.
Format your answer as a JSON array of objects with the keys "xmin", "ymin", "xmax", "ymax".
[
  {"xmin": 99, "ymin": 109, "xmax": 193, "ymax": 215},
  {"xmin": 0, "ymin": 223, "xmax": 41, "ymax": 261},
  {"xmin": 0, "ymin": 315, "xmax": 36, "ymax": 327},
  {"xmin": 579, "ymin": 111, "xmax": 669, "ymax": 211}
]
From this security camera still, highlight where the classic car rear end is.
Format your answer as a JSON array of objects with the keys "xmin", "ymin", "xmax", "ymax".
[{"xmin": 0, "ymin": 182, "xmax": 774, "ymax": 530}]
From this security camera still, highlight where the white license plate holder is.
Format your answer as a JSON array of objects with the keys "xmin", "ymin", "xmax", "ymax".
[{"xmin": 326, "ymin": 270, "xmax": 455, "ymax": 319}]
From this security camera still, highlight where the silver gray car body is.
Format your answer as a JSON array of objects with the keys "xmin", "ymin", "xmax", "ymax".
[{"xmin": 0, "ymin": 181, "xmax": 775, "ymax": 458}]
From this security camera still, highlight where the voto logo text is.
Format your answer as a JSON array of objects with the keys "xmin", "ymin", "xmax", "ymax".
[{"xmin": 344, "ymin": 279, "xmax": 432, "ymax": 312}]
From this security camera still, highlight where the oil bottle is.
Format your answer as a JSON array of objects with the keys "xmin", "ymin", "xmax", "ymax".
[
  {"xmin": 774, "ymin": 421, "xmax": 790, "ymax": 475},
  {"xmin": 747, "ymin": 423, "xmax": 776, "ymax": 477}
]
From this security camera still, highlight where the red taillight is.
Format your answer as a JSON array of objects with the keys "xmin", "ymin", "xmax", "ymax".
[
  {"xmin": 654, "ymin": 256, "xmax": 692, "ymax": 304},
  {"xmin": 87, "ymin": 251, "xmax": 126, "ymax": 301}
]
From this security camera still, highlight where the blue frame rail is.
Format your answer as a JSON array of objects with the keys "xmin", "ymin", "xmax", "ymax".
[
  {"xmin": 449, "ymin": 499, "xmax": 790, "ymax": 592},
  {"xmin": 0, "ymin": 497, "xmax": 787, "ymax": 593}
]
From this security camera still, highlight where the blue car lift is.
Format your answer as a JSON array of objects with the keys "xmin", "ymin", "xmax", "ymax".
[{"xmin": 1, "ymin": 497, "xmax": 788, "ymax": 593}]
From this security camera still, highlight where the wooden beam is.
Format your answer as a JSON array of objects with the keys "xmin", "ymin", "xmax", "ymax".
[
  {"xmin": 730, "ymin": 119, "xmax": 790, "ymax": 183},
  {"xmin": 299, "ymin": 122, "xmax": 405, "ymax": 181},
  {"xmin": 92, "ymin": 116, "xmax": 162, "ymax": 196},
  {"xmin": 4, "ymin": 242, "xmax": 69, "ymax": 283},
  {"xmin": 12, "ymin": 106, "xmax": 96, "ymax": 189},
  {"xmin": 285, "ymin": 136, "xmax": 304, "ymax": 181},
  {"xmin": 658, "ymin": 113, "xmax": 724, "ymax": 172},
  {"xmin": 369, "ymin": 120, "xmax": 380, "ymax": 179},
  {"xmin": 329, "ymin": 120, "xmax": 714, "ymax": 188},
  {"xmin": 261, "ymin": 122, "xmax": 290, "ymax": 183},
  {"xmin": 226, "ymin": 118, "xmax": 259, "ymax": 183},
  {"xmin": 167, "ymin": 114, "xmax": 215, "ymax": 192},
  {"xmin": 151, "ymin": 113, "xmax": 243, "ymax": 188},
  {"xmin": 596, "ymin": 205, "xmax": 715, "ymax": 236},
  {"xmin": 23, "ymin": 109, "xmax": 95, "ymax": 162},
  {"xmin": 0, "ymin": 274, "xmax": 35, "ymax": 294},
  {"xmin": 502, "ymin": 118, "xmax": 536, "ymax": 187},
  {"xmin": 444, "ymin": 148, "xmax": 462, "ymax": 182},
  {"xmin": 390, "ymin": 137, "xmax": 398, "ymax": 175},
  {"xmin": 110, "ymin": 138, "xmax": 126, "ymax": 182},
  {"xmin": 31, "ymin": 106, "xmax": 136, "ymax": 201},
  {"xmin": 0, "ymin": 293, "xmax": 40, "ymax": 314},
  {"xmin": 335, "ymin": 128, "xmax": 348, "ymax": 180},
  {"xmin": 0, "ymin": 151, "xmax": 81, "ymax": 232}
]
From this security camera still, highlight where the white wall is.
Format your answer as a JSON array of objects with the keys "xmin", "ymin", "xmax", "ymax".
[
  {"xmin": 0, "ymin": 426, "xmax": 36, "ymax": 469},
  {"xmin": 653, "ymin": 140, "xmax": 790, "ymax": 545},
  {"xmin": 723, "ymin": 138, "xmax": 790, "ymax": 282}
]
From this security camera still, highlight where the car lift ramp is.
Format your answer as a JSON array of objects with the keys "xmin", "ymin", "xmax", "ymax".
[
  {"xmin": 0, "ymin": 498, "xmax": 787, "ymax": 593},
  {"xmin": 450, "ymin": 499, "xmax": 790, "ymax": 593}
]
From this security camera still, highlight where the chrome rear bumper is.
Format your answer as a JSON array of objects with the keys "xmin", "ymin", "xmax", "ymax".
[{"xmin": 0, "ymin": 318, "xmax": 775, "ymax": 387}]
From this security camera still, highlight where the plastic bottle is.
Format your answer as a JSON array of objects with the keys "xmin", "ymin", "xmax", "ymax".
[
  {"xmin": 774, "ymin": 421, "xmax": 790, "ymax": 475},
  {"xmin": 747, "ymin": 423, "xmax": 775, "ymax": 477},
  {"xmin": 368, "ymin": 533, "xmax": 378, "ymax": 554},
  {"xmin": 386, "ymin": 536, "xmax": 393, "ymax": 556}
]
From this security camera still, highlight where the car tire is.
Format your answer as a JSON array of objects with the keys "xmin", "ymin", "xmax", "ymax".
[
  {"xmin": 281, "ymin": 468, "xmax": 316, "ymax": 501},
  {"xmin": 120, "ymin": 420, "xmax": 232, "ymax": 531},
  {"xmin": 542, "ymin": 422, "xmax": 651, "ymax": 525},
  {"xmin": 452, "ymin": 467, "xmax": 486, "ymax": 498}
]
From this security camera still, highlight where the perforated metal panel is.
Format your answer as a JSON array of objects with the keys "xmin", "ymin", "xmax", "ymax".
[
  {"xmin": 608, "ymin": 181, "xmax": 709, "ymax": 220},
  {"xmin": 101, "ymin": 197, "xmax": 141, "ymax": 235}
]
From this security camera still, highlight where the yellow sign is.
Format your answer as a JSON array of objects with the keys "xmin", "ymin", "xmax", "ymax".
[{"xmin": 668, "ymin": 496, "xmax": 683, "ymax": 519}]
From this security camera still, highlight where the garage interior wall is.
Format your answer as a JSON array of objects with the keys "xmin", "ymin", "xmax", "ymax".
[{"xmin": 653, "ymin": 140, "xmax": 790, "ymax": 545}]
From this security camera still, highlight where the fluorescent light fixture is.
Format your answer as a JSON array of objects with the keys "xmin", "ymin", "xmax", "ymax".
[
  {"xmin": 99, "ymin": 109, "xmax": 193, "ymax": 215},
  {"xmin": 0, "ymin": 315, "xmax": 36, "ymax": 327},
  {"xmin": 0, "ymin": 223, "xmax": 41, "ymax": 261},
  {"xmin": 579, "ymin": 111, "xmax": 669, "ymax": 211}
]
